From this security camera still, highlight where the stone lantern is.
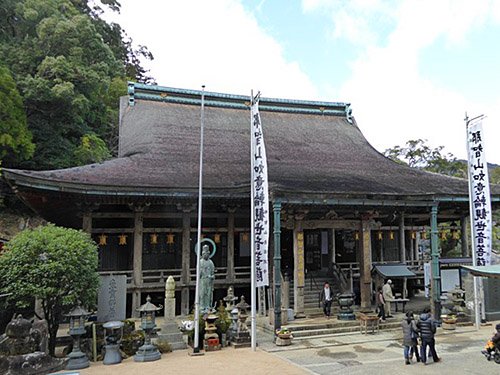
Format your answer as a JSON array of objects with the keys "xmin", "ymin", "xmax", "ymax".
[
  {"xmin": 65, "ymin": 304, "xmax": 90, "ymax": 370},
  {"xmin": 102, "ymin": 320, "xmax": 124, "ymax": 365},
  {"xmin": 233, "ymin": 296, "xmax": 251, "ymax": 348},
  {"xmin": 135, "ymin": 295, "xmax": 162, "ymax": 362}
]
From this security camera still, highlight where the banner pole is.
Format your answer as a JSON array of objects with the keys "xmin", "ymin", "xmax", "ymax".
[
  {"xmin": 250, "ymin": 90, "xmax": 256, "ymax": 351},
  {"xmin": 192, "ymin": 86, "xmax": 206, "ymax": 354}
]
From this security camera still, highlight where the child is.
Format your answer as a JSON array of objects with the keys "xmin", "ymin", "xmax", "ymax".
[
  {"xmin": 482, "ymin": 323, "xmax": 500, "ymax": 360},
  {"xmin": 377, "ymin": 286, "xmax": 386, "ymax": 322}
]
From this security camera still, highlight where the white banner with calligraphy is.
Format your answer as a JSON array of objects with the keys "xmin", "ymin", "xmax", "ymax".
[
  {"xmin": 251, "ymin": 95, "xmax": 269, "ymax": 287},
  {"xmin": 467, "ymin": 121, "xmax": 492, "ymax": 266}
]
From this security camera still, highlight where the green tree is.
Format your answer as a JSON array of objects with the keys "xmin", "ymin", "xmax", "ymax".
[
  {"xmin": 384, "ymin": 139, "xmax": 467, "ymax": 178},
  {"xmin": 0, "ymin": 224, "xmax": 99, "ymax": 355},
  {"xmin": 0, "ymin": 0, "xmax": 153, "ymax": 169},
  {"xmin": 74, "ymin": 133, "xmax": 111, "ymax": 165},
  {"xmin": 0, "ymin": 64, "xmax": 34, "ymax": 164}
]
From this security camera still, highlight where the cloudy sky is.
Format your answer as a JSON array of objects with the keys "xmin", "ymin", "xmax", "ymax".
[{"xmin": 103, "ymin": 0, "xmax": 500, "ymax": 164}]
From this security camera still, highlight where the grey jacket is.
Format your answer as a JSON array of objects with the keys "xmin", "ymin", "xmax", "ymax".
[{"xmin": 401, "ymin": 318, "xmax": 419, "ymax": 346}]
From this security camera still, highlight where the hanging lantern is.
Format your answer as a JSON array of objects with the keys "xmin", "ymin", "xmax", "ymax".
[
  {"xmin": 242, "ymin": 233, "xmax": 249, "ymax": 243},
  {"xmin": 167, "ymin": 234, "xmax": 175, "ymax": 244},
  {"xmin": 421, "ymin": 231, "xmax": 427, "ymax": 240},
  {"xmin": 118, "ymin": 234, "xmax": 127, "ymax": 245},
  {"xmin": 354, "ymin": 231, "xmax": 359, "ymax": 241},
  {"xmin": 214, "ymin": 234, "xmax": 221, "ymax": 244},
  {"xmin": 150, "ymin": 234, "xmax": 158, "ymax": 245},
  {"xmin": 389, "ymin": 231, "xmax": 394, "ymax": 240},
  {"xmin": 451, "ymin": 222, "xmax": 459, "ymax": 239},
  {"xmin": 377, "ymin": 231, "xmax": 383, "ymax": 240},
  {"xmin": 411, "ymin": 231, "xmax": 416, "ymax": 240},
  {"xmin": 440, "ymin": 231, "xmax": 446, "ymax": 240},
  {"xmin": 99, "ymin": 234, "xmax": 107, "ymax": 246}
]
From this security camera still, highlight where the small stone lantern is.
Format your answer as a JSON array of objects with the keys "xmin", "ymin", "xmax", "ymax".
[
  {"xmin": 103, "ymin": 320, "xmax": 125, "ymax": 365},
  {"xmin": 135, "ymin": 295, "xmax": 162, "ymax": 362},
  {"xmin": 65, "ymin": 304, "xmax": 90, "ymax": 370}
]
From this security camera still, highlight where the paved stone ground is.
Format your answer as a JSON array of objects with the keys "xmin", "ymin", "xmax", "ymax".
[
  {"xmin": 267, "ymin": 322, "xmax": 500, "ymax": 375},
  {"xmin": 53, "ymin": 320, "xmax": 500, "ymax": 375}
]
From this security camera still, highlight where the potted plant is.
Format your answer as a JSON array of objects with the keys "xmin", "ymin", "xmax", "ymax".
[
  {"xmin": 441, "ymin": 314, "xmax": 457, "ymax": 330},
  {"xmin": 275, "ymin": 328, "xmax": 293, "ymax": 346}
]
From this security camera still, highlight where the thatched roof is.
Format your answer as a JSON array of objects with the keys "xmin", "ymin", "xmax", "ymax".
[{"xmin": 4, "ymin": 83, "xmax": 494, "ymax": 200}]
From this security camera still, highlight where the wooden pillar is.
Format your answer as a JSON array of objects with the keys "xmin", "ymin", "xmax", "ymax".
[
  {"xmin": 227, "ymin": 208, "xmax": 236, "ymax": 283},
  {"xmin": 409, "ymin": 231, "xmax": 415, "ymax": 261},
  {"xmin": 399, "ymin": 212, "xmax": 407, "ymax": 298},
  {"xmin": 461, "ymin": 215, "xmax": 470, "ymax": 257},
  {"xmin": 132, "ymin": 207, "xmax": 144, "ymax": 318},
  {"xmin": 359, "ymin": 219, "xmax": 372, "ymax": 311},
  {"xmin": 430, "ymin": 205, "xmax": 441, "ymax": 319},
  {"xmin": 330, "ymin": 229, "xmax": 336, "ymax": 265},
  {"xmin": 273, "ymin": 203, "xmax": 282, "ymax": 332},
  {"xmin": 181, "ymin": 211, "xmax": 191, "ymax": 315},
  {"xmin": 82, "ymin": 211, "xmax": 92, "ymax": 233},
  {"xmin": 414, "ymin": 233, "xmax": 419, "ymax": 261},
  {"xmin": 293, "ymin": 215, "xmax": 305, "ymax": 318}
]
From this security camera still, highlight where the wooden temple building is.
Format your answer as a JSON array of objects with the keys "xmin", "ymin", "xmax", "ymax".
[{"xmin": 4, "ymin": 82, "xmax": 500, "ymax": 318}]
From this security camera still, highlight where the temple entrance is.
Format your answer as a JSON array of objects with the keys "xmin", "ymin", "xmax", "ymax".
[{"xmin": 304, "ymin": 230, "xmax": 330, "ymax": 272}]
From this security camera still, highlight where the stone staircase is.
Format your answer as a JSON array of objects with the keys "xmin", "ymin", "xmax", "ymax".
[
  {"xmin": 288, "ymin": 274, "xmax": 344, "ymax": 318},
  {"xmin": 282, "ymin": 316, "xmax": 402, "ymax": 339}
]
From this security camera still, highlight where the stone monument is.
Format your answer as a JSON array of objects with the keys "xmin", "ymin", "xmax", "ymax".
[
  {"xmin": 157, "ymin": 276, "xmax": 187, "ymax": 350},
  {"xmin": 0, "ymin": 314, "xmax": 67, "ymax": 374},
  {"xmin": 199, "ymin": 245, "xmax": 215, "ymax": 313},
  {"xmin": 233, "ymin": 296, "xmax": 251, "ymax": 349},
  {"xmin": 98, "ymin": 275, "xmax": 126, "ymax": 322}
]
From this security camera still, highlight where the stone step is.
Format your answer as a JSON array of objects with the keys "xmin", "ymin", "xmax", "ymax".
[
  {"xmin": 291, "ymin": 322, "xmax": 402, "ymax": 339},
  {"xmin": 283, "ymin": 316, "xmax": 400, "ymax": 332}
]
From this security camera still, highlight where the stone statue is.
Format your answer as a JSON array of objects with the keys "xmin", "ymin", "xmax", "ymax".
[
  {"xmin": 199, "ymin": 244, "xmax": 215, "ymax": 313},
  {"xmin": 0, "ymin": 314, "xmax": 67, "ymax": 374}
]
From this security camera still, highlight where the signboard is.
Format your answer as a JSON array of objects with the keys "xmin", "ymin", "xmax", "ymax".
[
  {"xmin": 251, "ymin": 95, "xmax": 270, "ymax": 287},
  {"xmin": 466, "ymin": 120, "xmax": 492, "ymax": 266},
  {"xmin": 97, "ymin": 275, "xmax": 126, "ymax": 322}
]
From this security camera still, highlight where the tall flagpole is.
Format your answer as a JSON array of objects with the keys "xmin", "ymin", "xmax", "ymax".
[
  {"xmin": 250, "ymin": 90, "xmax": 257, "ymax": 351},
  {"xmin": 192, "ymin": 86, "xmax": 206, "ymax": 354}
]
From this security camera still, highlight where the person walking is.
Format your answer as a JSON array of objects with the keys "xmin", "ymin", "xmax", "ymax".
[
  {"xmin": 377, "ymin": 286, "xmax": 386, "ymax": 322},
  {"xmin": 320, "ymin": 282, "xmax": 333, "ymax": 319},
  {"xmin": 417, "ymin": 307, "xmax": 441, "ymax": 365},
  {"xmin": 382, "ymin": 279, "xmax": 394, "ymax": 318},
  {"xmin": 401, "ymin": 311, "xmax": 420, "ymax": 364}
]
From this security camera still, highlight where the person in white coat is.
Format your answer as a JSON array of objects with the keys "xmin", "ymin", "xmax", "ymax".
[{"xmin": 382, "ymin": 279, "xmax": 394, "ymax": 318}]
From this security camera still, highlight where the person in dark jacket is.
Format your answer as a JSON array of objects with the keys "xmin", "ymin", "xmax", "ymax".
[
  {"xmin": 320, "ymin": 282, "xmax": 334, "ymax": 319},
  {"xmin": 377, "ymin": 286, "xmax": 386, "ymax": 322},
  {"xmin": 401, "ymin": 311, "xmax": 420, "ymax": 364},
  {"xmin": 417, "ymin": 307, "xmax": 441, "ymax": 365}
]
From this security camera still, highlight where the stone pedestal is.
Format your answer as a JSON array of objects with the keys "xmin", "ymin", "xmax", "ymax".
[
  {"xmin": 134, "ymin": 343, "xmax": 161, "ymax": 362},
  {"xmin": 66, "ymin": 345, "xmax": 89, "ymax": 370}
]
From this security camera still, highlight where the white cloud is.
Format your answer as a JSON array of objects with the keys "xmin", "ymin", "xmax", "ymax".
[
  {"xmin": 304, "ymin": 0, "xmax": 500, "ymax": 163},
  {"xmin": 103, "ymin": 0, "xmax": 318, "ymax": 100}
]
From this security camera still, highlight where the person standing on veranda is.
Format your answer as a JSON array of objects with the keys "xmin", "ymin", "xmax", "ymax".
[{"xmin": 382, "ymin": 279, "xmax": 394, "ymax": 318}]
